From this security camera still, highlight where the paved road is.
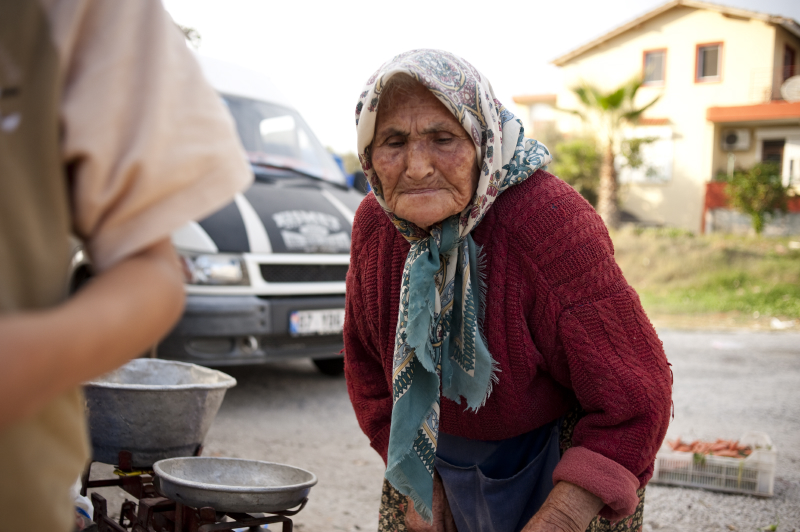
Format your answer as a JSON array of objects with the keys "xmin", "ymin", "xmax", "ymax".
[
  {"xmin": 94, "ymin": 330, "xmax": 800, "ymax": 531},
  {"xmin": 201, "ymin": 358, "xmax": 384, "ymax": 531}
]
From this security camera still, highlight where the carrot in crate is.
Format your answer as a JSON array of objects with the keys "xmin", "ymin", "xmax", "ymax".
[{"xmin": 667, "ymin": 438, "xmax": 751, "ymax": 457}]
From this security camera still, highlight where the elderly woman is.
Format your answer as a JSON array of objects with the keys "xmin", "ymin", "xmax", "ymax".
[{"xmin": 344, "ymin": 49, "xmax": 672, "ymax": 532}]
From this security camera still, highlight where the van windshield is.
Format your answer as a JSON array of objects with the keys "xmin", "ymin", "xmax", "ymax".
[{"xmin": 221, "ymin": 94, "xmax": 345, "ymax": 185}]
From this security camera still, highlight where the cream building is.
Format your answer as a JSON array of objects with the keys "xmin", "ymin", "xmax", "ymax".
[{"xmin": 514, "ymin": 0, "xmax": 800, "ymax": 232}]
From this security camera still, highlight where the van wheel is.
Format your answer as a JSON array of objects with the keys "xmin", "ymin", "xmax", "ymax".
[{"xmin": 312, "ymin": 357, "xmax": 344, "ymax": 376}]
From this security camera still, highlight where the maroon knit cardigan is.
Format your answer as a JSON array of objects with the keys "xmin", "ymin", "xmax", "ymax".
[{"xmin": 343, "ymin": 169, "xmax": 672, "ymax": 521}]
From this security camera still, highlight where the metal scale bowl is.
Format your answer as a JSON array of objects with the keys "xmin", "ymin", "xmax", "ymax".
[
  {"xmin": 82, "ymin": 359, "xmax": 316, "ymax": 532},
  {"xmin": 84, "ymin": 358, "xmax": 236, "ymax": 468}
]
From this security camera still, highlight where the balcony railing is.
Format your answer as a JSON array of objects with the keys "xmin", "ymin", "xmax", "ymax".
[{"xmin": 743, "ymin": 66, "xmax": 800, "ymax": 104}]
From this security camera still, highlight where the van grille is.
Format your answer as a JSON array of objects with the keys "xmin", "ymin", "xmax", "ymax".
[{"xmin": 259, "ymin": 264, "xmax": 349, "ymax": 283}]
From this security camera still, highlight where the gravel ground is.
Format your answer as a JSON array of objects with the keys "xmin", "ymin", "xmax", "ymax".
[
  {"xmin": 199, "ymin": 359, "xmax": 385, "ymax": 531},
  {"xmin": 643, "ymin": 330, "xmax": 800, "ymax": 532},
  {"xmin": 87, "ymin": 329, "xmax": 800, "ymax": 531}
]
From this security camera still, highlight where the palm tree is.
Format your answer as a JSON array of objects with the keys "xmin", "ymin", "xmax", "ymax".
[{"xmin": 565, "ymin": 79, "xmax": 660, "ymax": 229}]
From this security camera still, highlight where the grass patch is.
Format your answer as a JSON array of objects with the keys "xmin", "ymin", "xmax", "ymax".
[{"xmin": 611, "ymin": 228, "xmax": 800, "ymax": 325}]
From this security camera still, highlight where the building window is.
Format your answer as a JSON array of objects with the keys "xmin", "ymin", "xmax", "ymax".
[
  {"xmin": 617, "ymin": 126, "xmax": 674, "ymax": 184},
  {"xmin": 784, "ymin": 45, "xmax": 796, "ymax": 82},
  {"xmin": 696, "ymin": 43, "xmax": 722, "ymax": 82},
  {"xmin": 643, "ymin": 49, "xmax": 666, "ymax": 84}
]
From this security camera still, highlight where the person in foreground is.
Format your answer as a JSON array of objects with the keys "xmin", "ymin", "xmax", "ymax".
[
  {"xmin": 0, "ymin": 1, "xmax": 251, "ymax": 530},
  {"xmin": 343, "ymin": 49, "xmax": 673, "ymax": 532}
]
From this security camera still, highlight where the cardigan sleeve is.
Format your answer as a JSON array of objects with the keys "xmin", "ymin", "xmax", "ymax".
[
  {"xmin": 550, "ymin": 286, "xmax": 672, "ymax": 521},
  {"xmin": 343, "ymin": 206, "xmax": 393, "ymax": 464},
  {"xmin": 519, "ymin": 185, "xmax": 672, "ymax": 521}
]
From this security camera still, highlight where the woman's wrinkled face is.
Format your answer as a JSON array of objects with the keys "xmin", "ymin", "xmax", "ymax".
[{"xmin": 371, "ymin": 82, "xmax": 478, "ymax": 231}]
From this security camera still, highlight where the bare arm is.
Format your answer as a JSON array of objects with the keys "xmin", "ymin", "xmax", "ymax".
[
  {"xmin": 402, "ymin": 474, "xmax": 601, "ymax": 532},
  {"xmin": 0, "ymin": 238, "xmax": 185, "ymax": 429},
  {"xmin": 522, "ymin": 481, "xmax": 604, "ymax": 532}
]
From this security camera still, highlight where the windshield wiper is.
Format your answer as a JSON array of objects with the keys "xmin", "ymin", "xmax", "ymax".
[{"xmin": 250, "ymin": 160, "xmax": 323, "ymax": 181}]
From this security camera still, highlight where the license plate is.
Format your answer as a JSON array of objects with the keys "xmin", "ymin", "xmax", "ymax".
[{"xmin": 289, "ymin": 308, "xmax": 345, "ymax": 336}]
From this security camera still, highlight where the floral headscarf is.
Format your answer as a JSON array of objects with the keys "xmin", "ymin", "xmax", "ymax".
[{"xmin": 355, "ymin": 49, "xmax": 551, "ymax": 522}]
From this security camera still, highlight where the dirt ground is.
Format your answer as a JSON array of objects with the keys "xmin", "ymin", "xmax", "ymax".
[
  {"xmin": 648, "ymin": 312, "xmax": 798, "ymax": 332},
  {"xmin": 88, "ymin": 329, "xmax": 800, "ymax": 531}
]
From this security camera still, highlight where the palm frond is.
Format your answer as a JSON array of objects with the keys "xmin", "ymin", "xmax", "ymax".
[
  {"xmin": 571, "ymin": 85, "xmax": 592, "ymax": 107},
  {"xmin": 586, "ymin": 85, "xmax": 605, "ymax": 108},
  {"xmin": 604, "ymin": 87, "xmax": 627, "ymax": 110},
  {"xmin": 571, "ymin": 82, "xmax": 610, "ymax": 111},
  {"xmin": 625, "ymin": 77, "xmax": 645, "ymax": 100},
  {"xmin": 622, "ymin": 94, "xmax": 661, "ymax": 123},
  {"xmin": 553, "ymin": 106, "xmax": 587, "ymax": 121}
]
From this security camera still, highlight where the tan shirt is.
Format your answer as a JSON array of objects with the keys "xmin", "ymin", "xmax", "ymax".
[{"xmin": 0, "ymin": 1, "xmax": 252, "ymax": 530}]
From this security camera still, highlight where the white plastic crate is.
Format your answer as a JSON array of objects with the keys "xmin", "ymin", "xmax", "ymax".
[{"xmin": 651, "ymin": 432, "xmax": 776, "ymax": 496}]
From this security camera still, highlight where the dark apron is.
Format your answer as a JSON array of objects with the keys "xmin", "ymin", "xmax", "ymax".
[{"xmin": 434, "ymin": 419, "xmax": 562, "ymax": 532}]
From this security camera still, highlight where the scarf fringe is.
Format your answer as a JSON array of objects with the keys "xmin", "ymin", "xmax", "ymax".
[
  {"xmin": 474, "ymin": 243, "xmax": 489, "ymax": 324},
  {"xmin": 464, "ymin": 356, "xmax": 501, "ymax": 412},
  {"xmin": 474, "ymin": 242, "xmax": 490, "ymax": 349},
  {"xmin": 475, "ymin": 242, "xmax": 500, "ymax": 409},
  {"xmin": 405, "ymin": 482, "xmax": 434, "ymax": 525},
  {"xmin": 483, "ymin": 357, "xmax": 502, "ymax": 407},
  {"xmin": 385, "ymin": 460, "xmax": 434, "ymax": 524}
]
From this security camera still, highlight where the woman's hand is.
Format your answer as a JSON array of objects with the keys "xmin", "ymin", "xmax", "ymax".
[
  {"xmin": 521, "ymin": 481, "xmax": 604, "ymax": 532},
  {"xmin": 405, "ymin": 471, "xmax": 457, "ymax": 532}
]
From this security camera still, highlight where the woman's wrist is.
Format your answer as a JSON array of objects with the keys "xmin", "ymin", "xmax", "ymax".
[{"xmin": 523, "ymin": 481, "xmax": 604, "ymax": 532}]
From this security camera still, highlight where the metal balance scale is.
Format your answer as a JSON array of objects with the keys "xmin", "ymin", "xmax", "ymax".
[{"xmin": 81, "ymin": 359, "xmax": 316, "ymax": 532}]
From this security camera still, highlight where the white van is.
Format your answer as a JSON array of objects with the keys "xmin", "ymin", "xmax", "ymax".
[{"xmin": 158, "ymin": 57, "xmax": 365, "ymax": 374}]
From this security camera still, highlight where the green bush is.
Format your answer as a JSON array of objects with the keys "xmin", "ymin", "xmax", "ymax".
[
  {"xmin": 550, "ymin": 137, "xmax": 601, "ymax": 206},
  {"xmin": 722, "ymin": 162, "xmax": 789, "ymax": 234}
]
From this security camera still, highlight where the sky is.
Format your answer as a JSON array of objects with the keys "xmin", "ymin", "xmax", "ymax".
[{"xmin": 163, "ymin": 0, "xmax": 800, "ymax": 154}]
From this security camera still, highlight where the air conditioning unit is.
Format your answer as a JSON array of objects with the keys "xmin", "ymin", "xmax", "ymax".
[{"xmin": 721, "ymin": 129, "xmax": 751, "ymax": 151}]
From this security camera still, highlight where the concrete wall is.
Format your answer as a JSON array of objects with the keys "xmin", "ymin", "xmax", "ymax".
[
  {"xmin": 707, "ymin": 208, "xmax": 800, "ymax": 235},
  {"xmin": 552, "ymin": 6, "xmax": 781, "ymax": 231}
]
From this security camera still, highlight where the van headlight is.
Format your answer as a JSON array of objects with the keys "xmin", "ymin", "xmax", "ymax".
[{"xmin": 179, "ymin": 253, "xmax": 250, "ymax": 286}]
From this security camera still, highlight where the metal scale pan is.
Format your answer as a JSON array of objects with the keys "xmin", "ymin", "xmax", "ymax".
[{"xmin": 154, "ymin": 457, "xmax": 318, "ymax": 514}]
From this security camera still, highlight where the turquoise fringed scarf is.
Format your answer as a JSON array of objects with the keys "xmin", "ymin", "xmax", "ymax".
[{"xmin": 354, "ymin": 49, "xmax": 551, "ymax": 522}]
